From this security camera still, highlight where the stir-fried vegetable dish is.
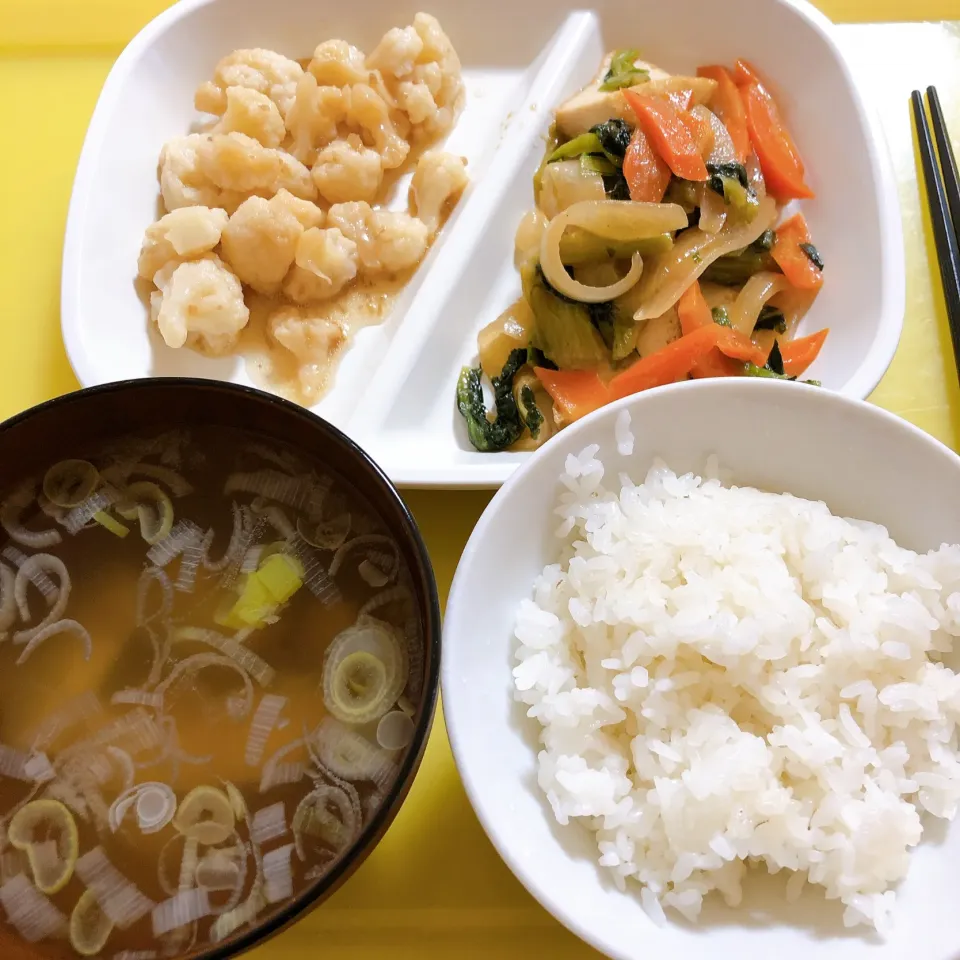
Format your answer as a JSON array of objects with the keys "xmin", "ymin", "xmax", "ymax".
[
  {"xmin": 457, "ymin": 52, "xmax": 828, "ymax": 451},
  {"xmin": 0, "ymin": 429, "xmax": 424, "ymax": 956}
]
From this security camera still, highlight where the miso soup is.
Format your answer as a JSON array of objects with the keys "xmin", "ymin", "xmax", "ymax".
[{"xmin": 0, "ymin": 428, "xmax": 425, "ymax": 958}]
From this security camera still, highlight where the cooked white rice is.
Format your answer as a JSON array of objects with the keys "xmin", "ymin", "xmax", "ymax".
[{"xmin": 513, "ymin": 426, "xmax": 960, "ymax": 936}]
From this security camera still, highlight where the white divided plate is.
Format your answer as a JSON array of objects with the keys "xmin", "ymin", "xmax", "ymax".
[{"xmin": 61, "ymin": 0, "xmax": 904, "ymax": 488}]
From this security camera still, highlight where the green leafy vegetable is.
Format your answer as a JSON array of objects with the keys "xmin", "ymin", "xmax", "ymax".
[
  {"xmin": 548, "ymin": 132, "xmax": 604, "ymax": 163},
  {"xmin": 750, "ymin": 229, "xmax": 777, "ymax": 253},
  {"xmin": 711, "ymin": 306, "xmax": 732, "ymax": 327},
  {"xmin": 754, "ymin": 305, "xmax": 787, "ymax": 333},
  {"xmin": 583, "ymin": 297, "xmax": 640, "ymax": 362},
  {"xmin": 766, "ymin": 340, "xmax": 785, "ymax": 375},
  {"xmin": 581, "ymin": 154, "xmax": 618, "ymax": 176},
  {"xmin": 602, "ymin": 172, "xmax": 631, "ymax": 200},
  {"xmin": 599, "ymin": 49, "xmax": 650, "ymax": 92},
  {"xmin": 523, "ymin": 264, "xmax": 608, "ymax": 370},
  {"xmin": 743, "ymin": 341, "xmax": 789, "ymax": 380},
  {"xmin": 799, "ymin": 241, "xmax": 825, "ymax": 270},
  {"xmin": 692, "ymin": 250, "xmax": 703, "ymax": 264},
  {"xmin": 706, "ymin": 162, "xmax": 759, "ymax": 220},
  {"xmin": 743, "ymin": 362, "xmax": 791, "ymax": 379},
  {"xmin": 743, "ymin": 337, "xmax": 822, "ymax": 385},
  {"xmin": 590, "ymin": 119, "xmax": 633, "ymax": 165},
  {"xmin": 558, "ymin": 228, "xmax": 673, "ymax": 266},
  {"xmin": 702, "ymin": 248, "xmax": 782, "ymax": 286},
  {"xmin": 664, "ymin": 177, "xmax": 699, "ymax": 213},
  {"xmin": 706, "ymin": 161, "xmax": 749, "ymax": 194},
  {"xmin": 456, "ymin": 349, "xmax": 528, "ymax": 452},
  {"xmin": 528, "ymin": 347, "xmax": 557, "ymax": 372},
  {"xmin": 517, "ymin": 385, "xmax": 544, "ymax": 439},
  {"xmin": 586, "ymin": 300, "xmax": 615, "ymax": 350}
]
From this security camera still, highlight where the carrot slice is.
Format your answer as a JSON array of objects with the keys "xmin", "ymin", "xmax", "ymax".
[
  {"xmin": 676, "ymin": 283, "xmax": 741, "ymax": 378},
  {"xmin": 697, "ymin": 65, "xmax": 750, "ymax": 162},
  {"xmin": 623, "ymin": 126, "xmax": 671, "ymax": 202},
  {"xmin": 741, "ymin": 83, "xmax": 813, "ymax": 201},
  {"xmin": 732, "ymin": 58, "xmax": 764, "ymax": 87},
  {"xmin": 771, "ymin": 213, "xmax": 823, "ymax": 290},
  {"xmin": 609, "ymin": 325, "xmax": 766, "ymax": 399},
  {"xmin": 534, "ymin": 368, "xmax": 611, "ymax": 422},
  {"xmin": 779, "ymin": 329, "xmax": 828, "ymax": 377},
  {"xmin": 676, "ymin": 283, "xmax": 713, "ymax": 336},
  {"xmin": 714, "ymin": 327, "xmax": 771, "ymax": 365},
  {"xmin": 623, "ymin": 90, "xmax": 709, "ymax": 182}
]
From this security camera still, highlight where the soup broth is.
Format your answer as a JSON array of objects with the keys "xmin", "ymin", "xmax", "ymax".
[{"xmin": 0, "ymin": 428, "xmax": 425, "ymax": 958}]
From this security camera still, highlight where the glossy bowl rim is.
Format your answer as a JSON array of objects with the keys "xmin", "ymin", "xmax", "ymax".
[{"xmin": 0, "ymin": 376, "xmax": 443, "ymax": 960}]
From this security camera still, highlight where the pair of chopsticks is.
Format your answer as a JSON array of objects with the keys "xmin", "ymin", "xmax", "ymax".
[{"xmin": 912, "ymin": 88, "xmax": 960, "ymax": 370}]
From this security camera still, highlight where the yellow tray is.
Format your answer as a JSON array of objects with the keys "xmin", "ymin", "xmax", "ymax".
[{"xmin": 0, "ymin": 3, "xmax": 958, "ymax": 957}]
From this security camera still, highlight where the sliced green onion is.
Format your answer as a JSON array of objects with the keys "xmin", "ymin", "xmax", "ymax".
[
  {"xmin": 173, "ymin": 786, "xmax": 235, "ymax": 845},
  {"xmin": 8, "ymin": 799, "xmax": 79, "ymax": 896},
  {"xmin": 296, "ymin": 514, "xmax": 351, "ymax": 551},
  {"xmin": 326, "ymin": 651, "xmax": 389, "ymax": 723},
  {"xmin": 70, "ymin": 889, "xmax": 114, "ymax": 957},
  {"xmin": 377, "ymin": 711, "xmax": 415, "ymax": 752},
  {"xmin": 42, "ymin": 460, "xmax": 100, "ymax": 509},
  {"xmin": 321, "ymin": 618, "xmax": 408, "ymax": 725},
  {"xmin": 599, "ymin": 69, "xmax": 649, "ymax": 91},
  {"xmin": 116, "ymin": 481, "xmax": 174, "ymax": 545},
  {"xmin": 93, "ymin": 510, "xmax": 130, "ymax": 538},
  {"xmin": 547, "ymin": 132, "xmax": 603, "ymax": 163},
  {"xmin": 222, "ymin": 781, "xmax": 248, "ymax": 822},
  {"xmin": 599, "ymin": 49, "xmax": 649, "ymax": 92}
]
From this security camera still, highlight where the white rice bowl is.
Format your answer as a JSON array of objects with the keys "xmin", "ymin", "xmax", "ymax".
[{"xmin": 512, "ymin": 412, "xmax": 960, "ymax": 937}]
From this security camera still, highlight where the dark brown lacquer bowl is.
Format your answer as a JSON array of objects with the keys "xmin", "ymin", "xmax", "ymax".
[{"xmin": 0, "ymin": 378, "xmax": 441, "ymax": 960}]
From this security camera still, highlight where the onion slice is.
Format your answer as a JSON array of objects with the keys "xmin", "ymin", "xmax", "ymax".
[
  {"xmin": 250, "ymin": 802, "xmax": 287, "ymax": 845},
  {"xmin": 156, "ymin": 653, "xmax": 254, "ymax": 719},
  {"xmin": 75, "ymin": 847, "xmax": 155, "ymax": 929},
  {"xmin": 116, "ymin": 481, "xmax": 174, "ymax": 545},
  {"xmin": 0, "ymin": 561, "xmax": 15, "ymax": 634},
  {"xmin": 109, "ymin": 783, "xmax": 176, "ymax": 835},
  {"xmin": 630, "ymin": 196, "xmax": 777, "ymax": 323},
  {"xmin": 263, "ymin": 844, "xmax": 294, "ymax": 904},
  {"xmin": 13, "ymin": 555, "xmax": 71, "ymax": 646},
  {"xmin": 224, "ymin": 470, "xmax": 325, "ymax": 515},
  {"xmin": 3, "ymin": 547, "xmax": 60, "ymax": 622},
  {"xmin": 312, "ymin": 717, "xmax": 397, "ymax": 790},
  {"xmin": 296, "ymin": 512, "xmax": 351, "ymax": 551},
  {"xmin": 209, "ymin": 883, "xmax": 265, "ymax": 943},
  {"xmin": 174, "ymin": 627, "xmax": 275, "ymax": 688},
  {"xmin": 151, "ymin": 888, "xmax": 211, "ymax": 937},
  {"xmin": 290, "ymin": 538, "xmax": 341, "ymax": 605},
  {"xmin": 292, "ymin": 785, "xmax": 360, "ymax": 860},
  {"xmin": 0, "ymin": 873, "xmax": 66, "ymax": 942},
  {"xmin": 729, "ymin": 271, "xmax": 791, "ymax": 335},
  {"xmin": 245, "ymin": 694, "xmax": 287, "ymax": 767},
  {"xmin": 541, "ymin": 210, "xmax": 644, "ymax": 303},
  {"xmin": 16, "ymin": 619, "xmax": 92, "ymax": 666},
  {"xmin": 1, "ymin": 484, "xmax": 62, "ymax": 549}
]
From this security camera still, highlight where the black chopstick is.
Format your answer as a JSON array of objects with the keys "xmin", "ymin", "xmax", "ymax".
[
  {"xmin": 911, "ymin": 88, "xmax": 960, "ymax": 374},
  {"xmin": 927, "ymin": 87, "xmax": 960, "ymax": 249}
]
